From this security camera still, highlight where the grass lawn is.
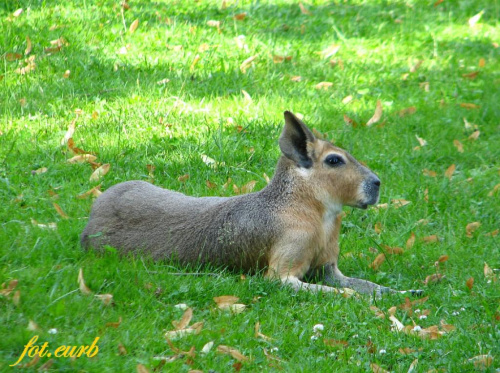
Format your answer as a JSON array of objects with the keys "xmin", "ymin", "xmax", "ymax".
[{"xmin": 1, "ymin": 0, "xmax": 499, "ymax": 371}]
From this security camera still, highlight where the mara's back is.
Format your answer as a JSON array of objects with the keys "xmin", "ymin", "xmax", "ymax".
[{"xmin": 81, "ymin": 180, "xmax": 281, "ymax": 271}]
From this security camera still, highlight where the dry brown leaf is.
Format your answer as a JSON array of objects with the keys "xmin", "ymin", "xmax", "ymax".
[
  {"xmin": 466, "ymin": 277, "xmax": 474, "ymax": 290},
  {"xmin": 419, "ymin": 82, "xmax": 430, "ymax": 92},
  {"xmin": 453, "ymin": 139, "xmax": 464, "ymax": 153},
  {"xmin": 315, "ymin": 81, "xmax": 333, "ymax": 90},
  {"xmin": 34, "ymin": 167, "xmax": 48, "ymax": 175},
  {"xmin": 67, "ymin": 154, "xmax": 97, "ymax": 163},
  {"xmin": 263, "ymin": 173, "xmax": 270, "ymax": 184},
  {"xmin": 398, "ymin": 106, "xmax": 417, "ymax": 117},
  {"xmin": 165, "ymin": 322, "xmax": 203, "ymax": 339},
  {"xmin": 370, "ymin": 363, "xmax": 389, "ymax": 373},
  {"xmin": 214, "ymin": 295, "xmax": 239, "ymax": 308},
  {"xmin": 484, "ymin": 262, "xmax": 496, "ymax": 282},
  {"xmin": 478, "ymin": 58, "xmax": 486, "ymax": 68},
  {"xmin": 67, "ymin": 138, "xmax": 91, "ymax": 155},
  {"xmin": 488, "ymin": 183, "xmax": 500, "ymax": 197},
  {"xmin": 27, "ymin": 320, "xmax": 41, "ymax": 331},
  {"xmin": 323, "ymin": 339, "xmax": 348, "ymax": 348},
  {"xmin": 468, "ymin": 130, "xmax": 480, "ymax": 140},
  {"xmin": 254, "ymin": 322, "xmax": 274, "ymax": 341},
  {"xmin": 440, "ymin": 319, "xmax": 456, "ymax": 332},
  {"xmin": 53, "ymin": 202, "xmax": 69, "ymax": 219},
  {"xmin": 240, "ymin": 55, "xmax": 257, "ymax": 73},
  {"xmin": 78, "ymin": 268, "xmax": 92, "ymax": 295},
  {"xmin": 217, "ymin": 345, "xmax": 249, "ymax": 361},
  {"xmin": 424, "ymin": 273, "xmax": 444, "ymax": 285},
  {"xmin": 460, "ymin": 103, "xmax": 480, "ymax": 109},
  {"xmin": 410, "ymin": 60, "xmax": 423, "ymax": 73},
  {"xmin": 118, "ymin": 343, "xmax": 127, "ymax": 355},
  {"xmin": 392, "ymin": 199, "xmax": 411, "ymax": 208},
  {"xmin": 369, "ymin": 305, "xmax": 385, "ymax": 319},
  {"xmin": 468, "ymin": 355, "xmax": 493, "ymax": 369},
  {"xmin": 129, "ymin": 19, "xmax": 139, "ymax": 33},
  {"xmin": 462, "ymin": 71, "xmax": 479, "ymax": 80},
  {"xmin": 366, "ymin": 100, "xmax": 383, "ymax": 126},
  {"xmin": 233, "ymin": 13, "xmax": 247, "ymax": 21},
  {"xmin": 342, "ymin": 95, "xmax": 353, "ymax": 104},
  {"xmin": 399, "ymin": 347, "xmax": 416, "ymax": 354},
  {"xmin": 423, "ymin": 235, "xmax": 439, "ymax": 243},
  {"xmin": 369, "ymin": 253, "xmax": 385, "ymax": 271},
  {"xmin": 25, "ymin": 36, "xmax": 32, "ymax": 55},
  {"xmin": 206, "ymin": 180, "xmax": 217, "ymax": 189},
  {"xmin": 423, "ymin": 169, "xmax": 437, "ymax": 177},
  {"xmin": 415, "ymin": 135, "xmax": 427, "ymax": 147},
  {"xmin": 5, "ymin": 53, "xmax": 23, "ymax": 61},
  {"xmin": 136, "ymin": 364, "xmax": 149, "ymax": 373},
  {"xmin": 0, "ymin": 279, "xmax": 18, "ymax": 297},
  {"xmin": 343, "ymin": 114, "xmax": 358, "ymax": 127},
  {"xmin": 178, "ymin": 174, "xmax": 189, "ymax": 183},
  {"xmin": 172, "ymin": 308, "xmax": 193, "ymax": 330},
  {"xmin": 95, "ymin": 293, "xmax": 113, "ymax": 306},
  {"xmin": 374, "ymin": 222, "xmax": 382, "ymax": 234},
  {"xmin": 207, "ymin": 20, "xmax": 221, "ymax": 28},
  {"xmin": 240, "ymin": 180, "xmax": 257, "ymax": 194},
  {"xmin": 105, "ymin": 316, "xmax": 122, "ymax": 328},
  {"xmin": 77, "ymin": 184, "xmax": 102, "ymax": 199},
  {"xmin": 485, "ymin": 229, "xmax": 499, "ymax": 237},
  {"xmin": 299, "ymin": 2, "xmax": 311, "ymax": 15},
  {"xmin": 290, "ymin": 75, "xmax": 302, "ymax": 82},
  {"xmin": 466, "ymin": 222, "xmax": 481, "ymax": 237},
  {"xmin": 384, "ymin": 246, "xmax": 404, "ymax": 255},
  {"xmin": 406, "ymin": 232, "xmax": 416, "ymax": 249},
  {"xmin": 437, "ymin": 255, "xmax": 449, "ymax": 263},
  {"xmin": 61, "ymin": 119, "xmax": 76, "ymax": 146},
  {"xmin": 89, "ymin": 164, "xmax": 110, "ymax": 182},
  {"xmin": 444, "ymin": 164, "xmax": 456, "ymax": 180}
]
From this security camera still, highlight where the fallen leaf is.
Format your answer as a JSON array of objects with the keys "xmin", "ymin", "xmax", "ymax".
[
  {"xmin": 318, "ymin": 44, "xmax": 340, "ymax": 59},
  {"xmin": 469, "ymin": 355, "xmax": 494, "ymax": 370},
  {"xmin": 240, "ymin": 180, "xmax": 257, "ymax": 194},
  {"xmin": 190, "ymin": 54, "xmax": 200, "ymax": 71},
  {"xmin": 27, "ymin": 320, "xmax": 42, "ymax": 331},
  {"xmin": 90, "ymin": 164, "xmax": 110, "ymax": 182},
  {"xmin": 462, "ymin": 71, "xmax": 479, "ymax": 80},
  {"xmin": 423, "ymin": 169, "xmax": 437, "ymax": 177},
  {"xmin": 178, "ymin": 174, "xmax": 190, "ymax": 183},
  {"xmin": 25, "ymin": 36, "xmax": 32, "ymax": 55},
  {"xmin": 478, "ymin": 58, "xmax": 486, "ymax": 68},
  {"xmin": 315, "ymin": 81, "xmax": 333, "ymax": 90},
  {"xmin": 422, "ymin": 235, "xmax": 439, "ymax": 243},
  {"xmin": 299, "ymin": 2, "xmax": 311, "ymax": 15},
  {"xmin": 408, "ymin": 359, "xmax": 418, "ymax": 373},
  {"xmin": 343, "ymin": 114, "xmax": 358, "ymax": 127},
  {"xmin": 392, "ymin": 199, "xmax": 411, "ymax": 208},
  {"xmin": 406, "ymin": 232, "xmax": 416, "ymax": 249},
  {"xmin": 105, "ymin": 316, "xmax": 122, "ymax": 328},
  {"xmin": 233, "ymin": 13, "xmax": 247, "ymax": 21},
  {"xmin": 484, "ymin": 229, "xmax": 498, "ymax": 237},
  {"xmin": 466, "ymin": 277, "xmax": 474, "ymax": 290},
  {"xmin": 369, "ymin": 305, "xmax": 385, "ymax": 319},
  {"xmin": 437, "ymin": 255, "xmax": 449, "ymax": 263},
  {"xmin": 118, "ymin": 343, "xmax": 127, "ymax": 355},
  {"xmin": 419, "ymin": 82, "xmax": 430, "ymax": 92},
  {"xmin": 34, "ymin": 167, "xmax": 48, "ymax": 175},
  {"xmin": 323, "ymin": 339, "xmax": 348, "ymax": 348},
  {"xmin": 31, "ymin": 219, "xmax": 57, "ymax": 229},
  {"xmin": 217, "ymin": 345, "xmax": 249, "ymax": 361},
  {"xmin": 164, "ymin": 322, "xmax": 203, "ymax": 339},
  {"xmin": 384, "ymin": 246, "xmax": 404, "ymax": 255},
  {"xmin": 398, "ymin": 106, "xmax": 417, "ymax": 117},
  {"xmin": 206, "ymin": 180, "xmax": 217, "ymax": 189},
  {"xmin": 424, "ymin": 273, "xmax": 444, "ymax": 285},
  {"xmin": 13, "ymin": 8, "xmax": 23, "ymax": 17},
  {"xmin": 95, "ymin": 294, "xmax": 113, "ymax": 306},
  {"xmin": 63, "ymin": 69, "xmax": 70, "ymax": 78},
  {"xmin": 201, "ymin": 341, "xmax": 214, "ymax": 354},
  {"xmin": 440, "ymin": 319, "xmax": 456, "ymax": 332},
  {"xmin": 53, "ymin": 202, "xmax": 69, "ymax": 219},
  {"xmin": 399, "ymin": 347, "xmax": 415, "ymax": 354},
  {"xmin": 342, "ymin": 95, "xmax": 353, "ymax": 104},
  {"xmin": 366, "ymin": 100, "xmax": 383, "ymax": 126},
  {"xmin": 78, "ymin": 268, "xmax": 92, "ymax": 295},
  {"xmin": 241, "ymin": 89, "xmax": 252, "ymax": 102},
  {"xmin": 415, "ymin": 135, "xmax": 427, "ymax": 147},
  {"xmin": 129, "ymin": 19, "xmax": 139, "ymax": 33},
  {"xmin": 263, "ymin": 173, "xmax": 270, "ymax": 184},
  {"xmin": 468, "ymin": 10, "xmax": 484, "ymax": 28},
  {"xmin": 466, "ymin": 222, "xmax": 481, "ymax": 237},
  {"xmin": 453, "ymin": 139, "xmax": 464, "ymax": 153},
  {"xmin": 254, "ymin": 322, "xmax": 273, "ymax": 341},
  {"xmin": 444, "ymin": 164, "xmax": 455, "ymax": 180},
  {"xmin": 291, "ymin": 76, "xmax": 302, "ymax": 82},
  {"xmin": 67, "ymin": 154, "xmax": 97, "ymax": 163},
  {"xmin": 240, "ymin": 55, "xmax": 257, "ymax": 73},
  {"xmin": 214, "ymin": 295, "xmax": 239, "ymax": 309},
  {"xmin": 76, "ymin": 184, "xmax": 102, "ymax": 199},
  {"xmin": 67, "ymin": 138, "xmax": 92, "ymax": 155},
  {"xmin": 172, "ymin": 308, "xmax": 193, "ymax": 330},
  {"xmin": 136, "ymin": 363, "xmax": 149, "ymax": 373},
  {"xmin": 484, "ymin": 262, "xmax": 496, "ymax": 282},
  {"xmin": 460, "ymin": 103, "xmax": 480, "ymax": 109},
  {"xmin": 370, "ymin": 363, "xmax": 389, "ymax": 373},
  {"xmin": 207, "ymin": 20, "xmax": 221, "ymax": 28},
  {"xmin": 410, "ymin": 60, "xmax": 423, "ymax": 73},
  {"xmin": 468, "ymin": 130, "xmax": 480, "ymax": 140},
  {"xmin": 369, "ymin": 253, "xmax": 385, "ymax": 271},
  {"xmin": 61, "ymin": 119, "xmax": 77, "ymax": 146},
  {"xmin": 374, "ymin": 222, "xmax": 382, "ymax": 234},
  {"xmin": 488, "ymin": 183, "xmax": 500, "ymax": 197}
]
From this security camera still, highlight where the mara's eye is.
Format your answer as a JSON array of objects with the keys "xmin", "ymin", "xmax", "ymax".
[{"xmin": 324, "ymin": 154, "xmax": 345, "ymax": 167}]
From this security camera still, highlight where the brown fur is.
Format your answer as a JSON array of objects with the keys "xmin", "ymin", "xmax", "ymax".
[{"xmin": 81, "ymin": 111, "xmax": 420, "ymax": 296}]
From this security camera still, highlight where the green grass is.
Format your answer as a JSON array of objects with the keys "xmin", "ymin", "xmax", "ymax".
[{"xmin": 1, "ymin": 0, "xmax": 499, "ymax": 371}]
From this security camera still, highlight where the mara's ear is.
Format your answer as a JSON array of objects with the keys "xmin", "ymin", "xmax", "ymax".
[{"xmin": 279, "ymin": 111, "xmax": 316, "ymax": 168}]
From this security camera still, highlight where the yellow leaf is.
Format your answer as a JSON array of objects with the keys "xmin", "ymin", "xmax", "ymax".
[
  {"xmin": 392, "ymin": 199, "xmax": 411, "ymax": 208},
  {"xmin": 129, "ymin": 19, "xmax": 139, "ymax": 33},
  {"xmin": 34, "ymin": 167, "xmax": 48, "ymax": 175},
  {"xmin": 315, "ymin": 81, "xmax": 333, "ymax": 90},
  {"xmin": 63, "ymin": 69, "xmax": 70, "ymax": 78},
  {"xmin": 61, "ymin": 119, "xmax": 76, "ymax": 146},
  {"xmin": 78, "ymin": 268, "xmax": 92, "ymax": 295},
  {"xmin": 444, "ymin": 164, "xmax": 455, "ymax": 180},
  {"xmin": 178, "ymin": 174, "xmax": 189, "ymax": 183},
  {"xmin": 422, "ymin": 169, "xmax": 437, "ymax": 177},
  {"xmin": 468, "ymin": 130, "xmax": 480, "ymax": 140},
  {"xmin": 25, "ymin": 36, "xmax": 32, "ymax": 55},
  {"xmin": 214, "ymin": 295, "xmax": 239, "ymax": 309},
  {"xmin": 466, "ymin": 277, "xmax": 474, "ymax": 290},
  {"xmin": 90, "ymin": 164, "xmax": 110, "ymax": 182},
  {"xmin": 366, "ymin": 100, "xmax": 383, "ymax": 126},
  {"xmin": 437, "ymin": 255, "xmax": 449, "ymax": 263},
  {"xmin": 423, "ymin": 235, "xmax": 439, "ymax": 243},
  {"xmin": 460, "ymin": 103, "xmax": 480, "ymax": 109},
  {"xmin": 105, "ymin": 316, "xmax": 122, "ymax": 328},
  {"xmin": 478, "ymin": 58, "xmax": 486, "ymax": 68},
  {"xmin": 53, "ymin": 202, "xmax": 69, "ymax": 219},
  {"xmin": 466, "ymin": 222, "xmax": 481, "ymax": 237},
  {"xmin": 462, "ymin": 71, "xmax": 479, "ymax": 80}
]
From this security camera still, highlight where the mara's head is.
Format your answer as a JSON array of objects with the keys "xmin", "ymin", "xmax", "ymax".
[{"xmin": 279, "ymin": 111, "xmax": 380, "ymax": 209}]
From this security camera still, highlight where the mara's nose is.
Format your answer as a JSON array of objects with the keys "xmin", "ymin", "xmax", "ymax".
[{"xmin": 373, "ymin": 178, "xmax": 381, "ymax": 187}]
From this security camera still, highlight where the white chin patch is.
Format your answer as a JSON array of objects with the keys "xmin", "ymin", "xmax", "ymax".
[{"xmin": 295, "ymin": 167, "xmax": 312, "ymax": 179}]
